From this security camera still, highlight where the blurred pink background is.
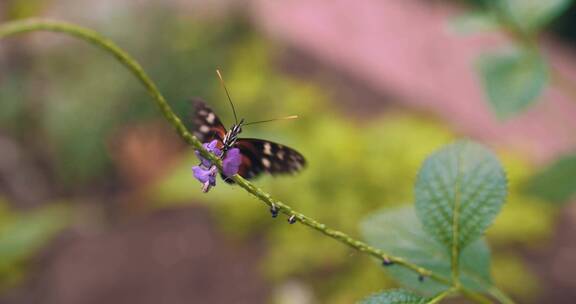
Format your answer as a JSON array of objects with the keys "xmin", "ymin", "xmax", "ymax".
[{"xmin": 251, "ymin": 0, "xmax": 576, "ymax": 164}]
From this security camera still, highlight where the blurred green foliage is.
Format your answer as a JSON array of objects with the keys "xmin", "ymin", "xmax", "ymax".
[
  {"xmin": 449, "ymin": 11, "xmax": 500, "ymax": 34},
  {"xmin": 152, "ymin": 33, "xmax": 553, "ymax": 302},
  {"xmin": 5, "ymin": 0, "xmax": 49, "ymax": 20},
  {"xmin": 477, "ymin": 49, "xmax": 548, "ymax": 119},
  {"xmin": 524, "ymin": 153, "xmax": 576, "ymax": 204},
  {"xmin": 0, "ymin": 9, "xmax": 252, "ymax": 187},
  {"xmin": 0, "ymin": 74, "xmax": 28, "ymax": 133},
  {"xmin": 458, "ymin": 0, "xmax": 575, "ymax": 36},
  {"xmin": 455, "ymin": 0, "xmax": 574, "ymax": 119},
  {"xmin": 489, "ymin": 154, "xmax": 556, "ymax": 245},
  {"xmin": 0, "ymin": 198, "xmax": 70, "ymax": 291},
  {"xmin": 495, "ymin": 0, "xmax": 573, "ymax": 34},
  {"xmin": 491, "ymin": 252, "xmax": 541, "ymax": 300}
]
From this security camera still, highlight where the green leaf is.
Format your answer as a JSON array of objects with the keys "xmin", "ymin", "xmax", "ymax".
[
  {"xmin": 0, "ymin": 202, "xmax": 70, "ymax": 289},
  {"xmin": 496, "ymin": 0, "xmax": 572, "ymax": 33},
  {"xmin": 360, "ymin": 289, "xmax": 428, "ymax": 304},
  {"xmin": 524, "ymin": 153, "xmax": 576, "ymax": 204},
  {"xmin": 449, "ymin": 11, "xmax": 501, "ymax": 34},
  {"xmin": 0, "ymin": 204, "xmax": 70, "ymax": 265},
  {"xmin": 361, "ymin": 207, "xmax": 492, "ymax": 295},
  {"xmin": 477, "ymin": 49, "xmax": 548, "ymax": 119},
  {"xmin": 415, "ymin": 141, "xmax": 506, "ymax": 250}
]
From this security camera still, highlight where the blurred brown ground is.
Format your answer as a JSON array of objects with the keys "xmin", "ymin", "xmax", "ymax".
[{"xmin": 1, "ymin": 207, "xmax": 269, "ymax": 304}]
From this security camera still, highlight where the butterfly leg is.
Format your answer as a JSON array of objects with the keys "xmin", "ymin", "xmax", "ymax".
[
  {"xmin": 382, "ymin": 258, "xmax": 394, "ymax": 266},
  {"xmin": 222, "ymin": 175, "xmax": 234, "ymax": 183},
  {"xmin": 270, "ymin": 203, "xmax": 279, "ymax": 218}
]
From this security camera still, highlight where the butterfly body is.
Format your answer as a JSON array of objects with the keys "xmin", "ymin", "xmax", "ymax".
[
  {"xmin": 221, "ymin": 119, "xmax": 244, "ymax": 152},
  {"xmin": 192, "ymin": 99, "xmax": 306, "ymax": 182}
]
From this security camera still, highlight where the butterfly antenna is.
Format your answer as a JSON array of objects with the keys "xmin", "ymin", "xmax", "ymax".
[
  {"xmin": 243, "ymin": 115, "xmax": 299, "ymax": 126},
  {"xmin": 216, "ymin": 69, "xmax": 239, "ymax": 125}
]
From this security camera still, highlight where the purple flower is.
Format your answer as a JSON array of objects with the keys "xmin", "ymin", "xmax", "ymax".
[
  {"xmin": 222, "ymin": 148, "xmax": 241, "ymax": 177},
  {"xmin": 192, "ymin": 165, "xmax": 217, "ymax": 193},
  {"xmin": 195, "ymin": 140, "xmax": 222, "ymax": 167},
  {"xmin": 192, "ymin": 140, "xmax": 241, "ymax": 192}
]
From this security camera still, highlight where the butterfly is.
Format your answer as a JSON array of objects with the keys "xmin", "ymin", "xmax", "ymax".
[{"xmin": 191, "ymin": 99, "xmax": 306, "ymax": 182}]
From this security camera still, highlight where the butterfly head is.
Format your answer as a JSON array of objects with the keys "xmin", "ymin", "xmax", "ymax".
[
  {"xmin": 223, "ymin": 118, "xmax": 245, "ymax": 151},
  {"xmin": 235, "ymin": 118, "xmax": 245, "ymax": 133}
]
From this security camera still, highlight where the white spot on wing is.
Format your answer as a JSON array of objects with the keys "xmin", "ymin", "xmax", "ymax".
[
  {"xmin": 199, "ymin": 125, "xmax": 210, "ymax": 133},
  {"xmin": 277, "ymin": 150, "xmax": 285, "ymax": 160},
  {"xmin": 206, "ymin": 113, "xmax": 215, "ymax": 124},
  {"xmin": 293, "ymin": 162, "xmax": 302, "ymax": 170},
  {"xmin": 264, "ymin": 143, "xmax": 272, "ymax": 155},
  {"xmin": 262, "ymin": 158, "xmax": 271, "ymax": 168}
]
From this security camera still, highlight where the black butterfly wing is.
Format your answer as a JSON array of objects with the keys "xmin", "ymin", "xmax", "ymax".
[
  {"xmin": 223, "ymin": 138, "xmax": 306, "ymax": 182},
  {"xmin": 191, "ymin": 99, "xmax": 305, "ymax": 182},
  {"xmin": 191, "ymin": 99, "xmax": 227, "ymax": 144}
]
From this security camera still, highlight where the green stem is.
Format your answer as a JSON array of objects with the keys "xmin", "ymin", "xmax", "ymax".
[
  {"xmin": 0, "ymin": 16, "xmax": 446, "ymax": 286},
  {"xmin": 488, "ymin": 286, "xmax": 515, "ymax": 304},
  {"xmin": 451, "ymin": 148, "xmax": 463, "ymax": 286},
  {"xmin": 427, "ymin": 288, "xmax": 456, "ymax": 304},
  {"xmin": 459, "ymin": 287, "xmax": 494, "ymax": 304}
]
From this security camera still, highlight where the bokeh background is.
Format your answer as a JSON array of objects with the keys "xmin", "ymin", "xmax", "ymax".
[{"xmin": 1, "ymin": 0, "xmax": 576, "ymax": 303}]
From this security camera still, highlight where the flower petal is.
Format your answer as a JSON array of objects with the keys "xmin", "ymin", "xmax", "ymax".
[
  {"xmin": 223, "ymin": 148, "xmax": 242, "ymax": 177},
  {"xmin": 192, "ymin": 166, "xmax": 212, "ymax": 183},
  {"xmin": 196, "ymin": 140, "xmax": 223, "ymax": 167},
  {"xmin": 193, "ymin": 165, "xmax": 218, "ymax": 192},
  {"xmin": 193, "ymin": 140, "xmax": 225, "ymax": 192},
  {"xmin": 195, "ymin": 151, "xmax": 212, "ymax": 168},
  {"xmin": 205, "ymin": 140, "xmax": 222, "ymax": 157}
]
